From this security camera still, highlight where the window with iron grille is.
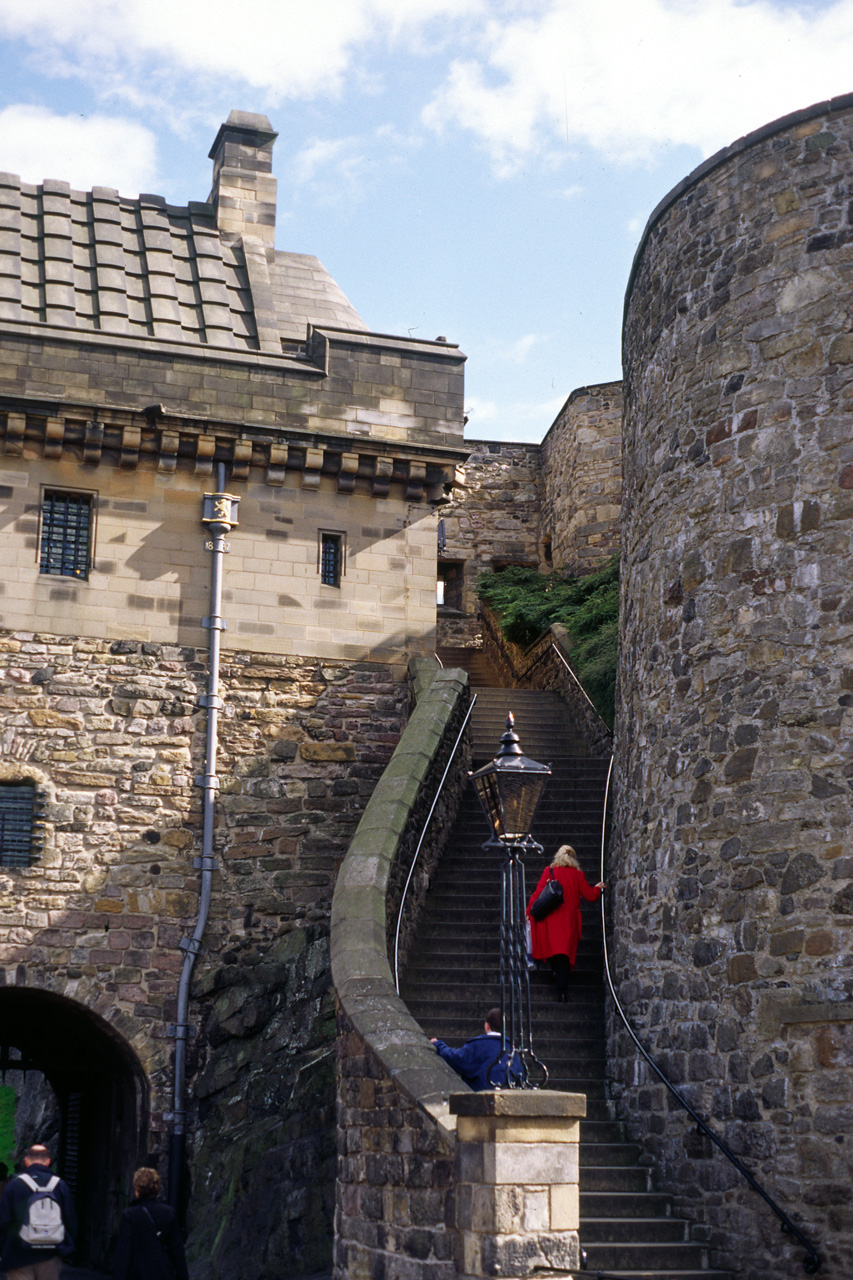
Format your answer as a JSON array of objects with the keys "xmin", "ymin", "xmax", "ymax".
[
  {"xmin": 319, "ymin": 531, "xmax": 344, "ymax": 587},
  {"xmin": 39, "ymin": 490, "xmax": 93, "ymax": 579},
  {"xmin": 0, "ymin": 782, "xmax": 45, "ymax": 868}
]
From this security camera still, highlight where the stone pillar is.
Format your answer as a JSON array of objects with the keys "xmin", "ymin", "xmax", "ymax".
[{"xmin": 451, "ymin": 1091, "xmax": 584, "ymax": 1279}]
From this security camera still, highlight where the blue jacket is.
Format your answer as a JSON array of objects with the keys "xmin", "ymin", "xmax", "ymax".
[
  {"xmin": 433, "ymin": 1032, "xmax": 522, "ymax": 1090},
  {"xmin": 0, "ymin": 1163, "xmax": 77, "ymax": 1271}
]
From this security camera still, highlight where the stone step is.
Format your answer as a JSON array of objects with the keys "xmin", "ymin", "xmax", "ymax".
[
  {"xmin": 580, "ymin": 1240, "xmax": 714, "ymax": 1272},
  {"xmin": 580, "ymin": 1142, "xmax": 644, "ymax": 1168},
  {"xmin": 582, "ymin": 1216, "xmax": 691, "ymax": 1243},
  {"xmin": 580, "ymin": 1165, "xmax": 656, "ymax": 1193},
  {"xmin": 580, "ymin": 1190, "xmax": 675, "ymax": 1219}
]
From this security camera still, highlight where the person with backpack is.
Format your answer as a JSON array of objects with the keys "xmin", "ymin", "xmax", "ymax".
[
  {"xmin": 0, "ymin": 1143, "xmax": 76, "ymax": 1280},
  {"xmin": 113, "ymin": 1167, "xmax": 188, "ymax": 1280}
]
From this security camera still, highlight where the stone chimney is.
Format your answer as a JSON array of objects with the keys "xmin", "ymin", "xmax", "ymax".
[{"xmin": 208, "ymin": 110, "xmax": 278, "ymax": 247}]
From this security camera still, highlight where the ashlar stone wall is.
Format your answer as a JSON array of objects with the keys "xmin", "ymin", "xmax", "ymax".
[
  {"xmin": 614, "ymin": 92, "xmax": 853, "ymax": 1280},
  {"xmin": 0, "ymin": 452, "xmax": 440, "ymax": 664}
]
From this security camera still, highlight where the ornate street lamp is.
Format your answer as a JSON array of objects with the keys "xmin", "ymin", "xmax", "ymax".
[{"xmin": 470, "ymin": 713, "xmax": 551, "ymax": 1087}]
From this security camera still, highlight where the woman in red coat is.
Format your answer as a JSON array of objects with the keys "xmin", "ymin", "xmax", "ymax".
[{"xmin": 528, "ymin": 844, "xmax": 604, "ymax": 1001}]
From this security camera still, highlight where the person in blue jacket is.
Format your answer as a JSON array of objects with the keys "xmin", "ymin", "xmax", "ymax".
[{"xmin": 430, "ymin": 1008, "xmax": 520, "ymax": 1089}]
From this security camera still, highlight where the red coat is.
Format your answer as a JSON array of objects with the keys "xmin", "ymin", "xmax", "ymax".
[{"xmin": 527, "ymin": 865, "xmax": 601, "ymax": 965}]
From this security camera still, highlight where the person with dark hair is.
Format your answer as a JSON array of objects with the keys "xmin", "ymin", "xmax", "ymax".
[
  {"xmin": 430, "ymin": 1008, "xmax": 521, "ymax": 1090},
  {"xmin": 528, "ymin": 843, "xmax": 604, "ymax": 1001},
  {"xmin": 0, "ymin": 1143, "xmax": 77, "ymax": 1280},
  {"xmin": 113, "ymin": 1167, "xmax": 188, "ymax": 1280}
]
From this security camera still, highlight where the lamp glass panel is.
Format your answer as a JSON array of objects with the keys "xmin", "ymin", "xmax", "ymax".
[{"xmin": 497, "ymin": 773, "xmax": 547, "ymax": 841}]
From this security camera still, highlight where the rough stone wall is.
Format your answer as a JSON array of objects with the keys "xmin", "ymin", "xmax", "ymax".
[
  {"xmin": 335, "ymin": 1010, "xmax": 457, "ymax": 1280},
  {"xmin": 614, "ymin": 94, "xmax": 853, "ymax": 1279},
  {"xmin": 437, "ymin": 442, "xmax": 542, "ymax": 646},
  {"xmin": 540, "ymin": 383, "xmax": 622, "ymax": 575},
  {"xmin": 0, "ymin": 629, "xmax": 406, "ymax": 1277},
  {"xmin": 436, "ymin": 399, "xmax": 622, "ymax": 650}
]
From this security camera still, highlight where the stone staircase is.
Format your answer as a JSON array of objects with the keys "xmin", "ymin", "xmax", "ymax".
[{"xmin": 401, "ymin": 651, "xmax": 732, "ymax": 1280}]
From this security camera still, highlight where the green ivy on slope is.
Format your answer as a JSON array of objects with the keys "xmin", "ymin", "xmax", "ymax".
[
  {"xmin": 0, "ymin": 1086, "xmax": 15, "ymax": 1170},
  {"xmin": 476, "ymin": 557, "xmax": 619, "ymax": 728}
]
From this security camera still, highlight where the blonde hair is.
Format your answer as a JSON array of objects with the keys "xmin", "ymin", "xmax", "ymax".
[
  {"xmin": 133, "ymin": 1167, "xmax": 161, "ymax": 1201},
  {"xmin": 552, "ymin": 844, "xmax": 580, "ymax": 870}
]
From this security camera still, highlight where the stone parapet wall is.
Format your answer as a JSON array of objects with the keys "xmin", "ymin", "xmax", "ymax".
[
  {"xmin": 540, "ymin": 383, "xmax": 622, "ymax": 575},
  {"xmin": 331, "ymin": 660, "xmax": 472, "ymax": 1279},
  {"xmin": 0, "ymin": 628, "xmax": 408, "ymax": 1278},
  {"xmin": 0, "ymin": 323, "xmax": 466, "ymax": 454},
  {"xmin": 615, "ymin": 93, "xmax": 853, "ymax": 1279},
  {"xmin": 331, "ymin": 660, "xmax": 584, "ymax": 1279},
  {"xmin": 479, "ymin": 605, "xmax": 612, "ymax": 758}
]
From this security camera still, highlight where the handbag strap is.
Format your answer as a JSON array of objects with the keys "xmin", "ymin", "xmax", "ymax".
[{"xmin": 140, "ymin": 1205, "xmax": 162, "ymax": 1240}]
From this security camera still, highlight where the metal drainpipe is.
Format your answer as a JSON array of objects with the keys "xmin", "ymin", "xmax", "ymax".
[{"xmin": 168, "ymin": 463, "xmax": 239, "ymax": 1210}]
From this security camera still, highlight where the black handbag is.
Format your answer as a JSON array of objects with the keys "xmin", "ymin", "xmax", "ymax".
[{"xmin": 529, "ymin": 868, "xmax": 564, "ymax": 921}]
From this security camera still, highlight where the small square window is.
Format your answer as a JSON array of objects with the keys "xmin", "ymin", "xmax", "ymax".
[
  {"xmin": 0, "ymin": 782, "xmax": 45, "ymax": 868},
  {"xmin": 319, "ymin": 531, "xmax": 345, "ymax": 587},
  {"xmin": 39, "ymin": 490, "xmax": 94, "ymax": 580}
]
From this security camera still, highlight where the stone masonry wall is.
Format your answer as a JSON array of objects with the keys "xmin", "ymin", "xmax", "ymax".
[
  {"xmin": 437, "ymin": 442, "xmax": 542, "ymax": 646},
  {"xmin": 0, "ymin": 453, "xmax": 441, "ymax": 664},
  {"xmin": 0, "ymin": 629, "xmax": 407, "ymax": 1278},
  {"xmin": 614, "ymin": 94, "xmax": 853, "ymax": 1279},
  {"xmin": 540, "ymin": 382, "xmax": 622, "ymax": 575}
]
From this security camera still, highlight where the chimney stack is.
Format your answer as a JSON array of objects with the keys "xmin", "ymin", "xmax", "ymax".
[{"xmin": 208, "ymin": 110, "xmax": 278, "ymax": 247}]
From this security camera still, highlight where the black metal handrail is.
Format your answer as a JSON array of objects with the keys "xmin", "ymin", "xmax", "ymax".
[{"xmin": 597, "ymin": 755, "xmax": 822, "ymax": 1277}]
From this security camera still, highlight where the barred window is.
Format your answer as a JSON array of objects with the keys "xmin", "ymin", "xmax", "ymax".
[
  {"xmin": 319, "ymin": 531, "xmax": 344, "ymax": 587},
  {"xmin": 39, "ymin": 490, "xmax": 93, "ymax": 579},
  {"xmin": 0, "ymin": 783, "xmax": 45, "ymax": 868}
]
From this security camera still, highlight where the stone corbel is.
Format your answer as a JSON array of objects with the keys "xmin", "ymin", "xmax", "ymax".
[
  {"xmin": 302, "ymin": 446, "xmax": 324, "ymax": 491},
  {"xmin": 120, "ymin": 424, "xmax": 141, "ymax": 469},
  {"xmin": 372, "ymin": 456, "xmax": 394, "ymax": 497},
  {"xmin": 43, "ymin": 416, "xmax": 66, "ymax": 461},
  {"xmin": 337, "ymin": 451, "xmax": 359, "ymax": 494},
  {"xmin": 232, "ymin": 438, "xmax": 253, "ymax": 481},
  {"xmin": 84, "ymin": 420, "xmax": 104, "ymax": 465},
  {"xmin": 405, "ymin": 460, "xmax": 427, "ymax": 501},
  {"xmin": 158, "ymin": 431, "xmax": 180, "ymax": 472},
  {"xmin": 194, "ymin": 434, "xmax": 216, "ymax": 477},
  {"xmin": 267, "ymin": 443, "xmax": 288, "ymax": 486},
  {"xmin": 4, "ymin": 412, "xmax": 26, "ymax": 456}
]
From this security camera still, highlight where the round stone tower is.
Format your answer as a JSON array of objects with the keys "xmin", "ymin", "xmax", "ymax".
[{"xmin": 613, "ymin": 93, "xmax": 853, "ymax": 1278}]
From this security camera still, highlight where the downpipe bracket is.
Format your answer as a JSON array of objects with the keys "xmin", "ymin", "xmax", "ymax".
[{"xmin": 179, "ymin": 937, "xmax": 204, "ymax": 957}]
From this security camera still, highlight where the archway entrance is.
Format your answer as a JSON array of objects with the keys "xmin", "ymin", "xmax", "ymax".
[{"xmin": 0, "ymin": 988, "xmax": 149, "ymax": 1270}]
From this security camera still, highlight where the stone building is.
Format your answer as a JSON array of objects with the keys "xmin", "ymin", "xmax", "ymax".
[
  {"xmin": 0, "ymin": 110, "xmax": 466, "ymax": 1274},
  {"xmin": 437, "ymin": 382, "xmax": 622, "ymax": 647}
]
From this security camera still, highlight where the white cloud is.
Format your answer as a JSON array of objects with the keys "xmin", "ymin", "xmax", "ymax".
[
  {"xmin": 0, "ymin": 0, "xmax": 484, "ymax": 101},
  {"xmin": 0, "ymin": 105, "xmax": 158, "ymax": 193},
  {"xmin": 422, "ymin": 0, "xmax": 853, "ymax": 172},
  {"xmin": 505, "ymin": 333, "xmax": 539, "ymax": 363}
]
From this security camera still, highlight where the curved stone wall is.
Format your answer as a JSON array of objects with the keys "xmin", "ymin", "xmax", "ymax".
[{"xmin": 614, "ymin": 94, "xmax": 853, "ymax": 1278}]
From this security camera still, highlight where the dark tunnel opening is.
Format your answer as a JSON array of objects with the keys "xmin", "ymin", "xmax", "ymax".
[{"xmin": 0, "ymin": 987, "xmax": 149, "ymax": 1270}]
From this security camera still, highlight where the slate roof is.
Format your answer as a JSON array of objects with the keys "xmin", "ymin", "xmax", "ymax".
[{"xmin": 0, "ymin": 173, "xmax": 367, "ymax": 353}]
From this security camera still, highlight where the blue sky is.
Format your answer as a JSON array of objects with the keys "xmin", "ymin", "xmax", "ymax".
[{"xmin": 0, "ymin": 0, "xmax": 852, "ymax": 441}]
